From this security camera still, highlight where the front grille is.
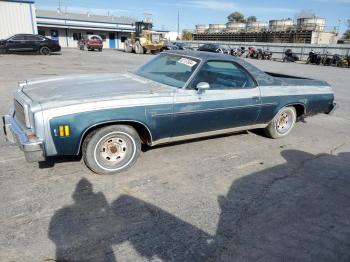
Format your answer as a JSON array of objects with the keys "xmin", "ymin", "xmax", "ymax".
[{"xmin": 14, "ymin": 100, "xmax": 26, "ymax": 127}]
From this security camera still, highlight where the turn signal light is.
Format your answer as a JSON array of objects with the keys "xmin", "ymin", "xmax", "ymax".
[{"xmin": 59, "ymin": 125, "xmax": 70, "ymax": 137}]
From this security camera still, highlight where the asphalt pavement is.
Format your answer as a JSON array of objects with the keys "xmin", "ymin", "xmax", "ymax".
[{"xmin": 0, "ymin": 49, "xmax": 349, "ymax": 262}]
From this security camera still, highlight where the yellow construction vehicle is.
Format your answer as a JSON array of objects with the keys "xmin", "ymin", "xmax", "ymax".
[{"xmin": 124, "ymin": 19, "xmax": 165, "ymax": 54}]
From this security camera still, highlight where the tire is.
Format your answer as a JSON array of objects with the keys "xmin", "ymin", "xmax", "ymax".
[
  {"xmin": 0, "ymin": 47, "xmax": 6, "ymax": 54},
  {"xmin": 257, "ymin": 53, "xmax": 263, "ymax": 60},
  {"xmin": 82, "ymin": 125, "xmax": 141, "ymax": 175},
  {"xmin": 98, "ymin": 48, "xmax": 102, "ymax": 52},
  {"xmin": 124, "ymin": 40, "xmax": 133, "ymax": 53},
  {"xmin": 264, "ymin": 107, "xmax": 297, "ymax": 139},
  {"xmin": 39, "ymin": 46, "xmax": 51, "ymax": 55},
  {"xmin": 306, "ymin": 58, "xmax": 310, "ymax": 64},
  {"xmin": 135, "ymin": 41, "xmax": 144, "ymax": 54}
]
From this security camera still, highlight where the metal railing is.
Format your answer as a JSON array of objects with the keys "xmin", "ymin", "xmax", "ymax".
[{"xmin": 180, "ymin": 40, "xmax": 350, "ymax": 61}]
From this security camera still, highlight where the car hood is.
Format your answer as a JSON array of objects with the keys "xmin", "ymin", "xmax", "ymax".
[{"xmin": 21, "ymin": 73, "xmax": 174, "ymax": 110}]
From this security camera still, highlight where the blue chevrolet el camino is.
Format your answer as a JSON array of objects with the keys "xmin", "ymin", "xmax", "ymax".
[{"xmin": 3, "ymin": 51, "xmax": 336, "ymax": 174}]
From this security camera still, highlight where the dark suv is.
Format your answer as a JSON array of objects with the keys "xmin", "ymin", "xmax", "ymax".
[{"xmin": 0, "ymin": 34, "xmax": 61, "ymax": 55}]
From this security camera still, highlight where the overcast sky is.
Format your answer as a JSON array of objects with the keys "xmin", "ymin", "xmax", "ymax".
[{"xmin": 35, "ymin": 0, "xmax": 350, "ymax": 34}]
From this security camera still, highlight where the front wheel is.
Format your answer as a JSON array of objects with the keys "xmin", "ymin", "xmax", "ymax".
[
  {"xmin": 83, "ymin": 125, "xmax": 141, "ymax": 175},
  {"xmin": 135, "ymin": 41, "xmax": 144, "ymax": 54},
  {"xmin": 264, "ymin": 107, "xmax": 297, "ymax": 139}
]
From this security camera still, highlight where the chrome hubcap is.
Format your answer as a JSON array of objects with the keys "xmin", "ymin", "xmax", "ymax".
[
  {"xmin": 99, "ymin": 137, "xmax": 127, "ymax": 163},
  {"xmin": 276, "ymin": 112, "xmax": 292, "ymax": 134}
]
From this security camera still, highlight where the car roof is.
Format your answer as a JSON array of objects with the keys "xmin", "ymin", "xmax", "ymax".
[
  {"xmin": 13, "ymin": 34, "xmax": 45, "ymax": 37},
  {"xmin": 165, "ymin": 50, "xmax": 238, "ymax": 61}
]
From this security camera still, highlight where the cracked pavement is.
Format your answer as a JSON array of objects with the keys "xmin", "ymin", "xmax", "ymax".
[{"xmin": 0, "ymin": 49, "xmax": 349, "ymax": 262}]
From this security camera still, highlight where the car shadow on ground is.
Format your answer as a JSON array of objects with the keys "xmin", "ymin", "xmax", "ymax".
[
  {"xmin": 38, "ymin": 155, "xmax": 82, "ymax": 169},
  {"xmin": 48, "ymin": 149, "xmax": 350, "ymax": 262},
  {"xmin": 0, "ymin": 52, "xmax": 62, "ymax": 56}
]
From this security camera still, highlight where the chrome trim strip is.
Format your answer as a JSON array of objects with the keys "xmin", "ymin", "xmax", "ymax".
[
  {"xmin": 151, "ymin": 124, "xmax": 268, "ymax": 146},
  {"xmin": 152, "ymin": 103, "xmax": 277, "ymax": 117}
]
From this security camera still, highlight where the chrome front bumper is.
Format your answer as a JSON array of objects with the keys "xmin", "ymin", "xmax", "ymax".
[{"xmin": 2, "ymin": 114, "xmax": 45, "ymax": 162}]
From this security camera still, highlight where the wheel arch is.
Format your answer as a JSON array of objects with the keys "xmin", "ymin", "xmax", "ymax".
[
  {"xmin": 287, "ymin": 103, "xmax": 306, "ymax": 118},
  {"xmin": 275, "ymin": 103, "xmax": 306, "ymax": 119},
  {"xmin": 77, "ymin": 120, "xmax": 153, "ymax": 155}
]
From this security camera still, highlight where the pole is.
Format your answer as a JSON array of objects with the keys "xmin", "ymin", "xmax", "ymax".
[
  {"xmin": 177, "ymin": 11, "xmax": 180, "ymax": 39},
  {"xmin": 58, "ymin": 0, "xmax": 61, "ymax": 12}
]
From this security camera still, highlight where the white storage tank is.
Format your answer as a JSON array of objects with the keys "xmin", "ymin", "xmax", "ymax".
[
  {"xmin": 225, "ymin": 22, "xmax": 246, "ymax": 32},
  {"xmin": 208, "ymin": 24, "xmax": 226, "ymax": 33},
  {"xmin": 297, "ymin": 17, "xmax": 325, "ymax": 32},
  {"xmin": 195, "ymin": 24, "xmax": 208, "ymax": 33},
  {"xmin": 269, "ymin": 19, "xmax": 294, "ymax": 32},
  {"xmin": 246, "ymin": 21, "xmax": 268, "ymax": 32}
]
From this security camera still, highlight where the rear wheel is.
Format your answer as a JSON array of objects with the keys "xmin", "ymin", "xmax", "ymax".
[
  {"xmin": 98, "ymin": 47, "xmax": 102, "ymax": 52},
  {"xmin": 135, "ymin": 41, "xmax": 144, "ymax": 54},
  {"xmin": 39, "ymin": 46, "xmax": 51, "ymax": 55},
  {"xmin": 83, "ymin": 125, "xmax": 141, "ymax": 175},
  {"xmin": 264, "ymin": 107, "xmax": 297, "ymax": 139}
]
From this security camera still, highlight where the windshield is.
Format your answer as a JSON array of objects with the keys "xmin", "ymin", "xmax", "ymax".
[{"xmin": 134, "ymin": 53, "xmax": 200, "ymax": 88}]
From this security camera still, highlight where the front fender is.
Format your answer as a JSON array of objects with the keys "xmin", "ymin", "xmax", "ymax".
[{"xmin": 49, "ymin": 107, "xmax": 152, "ymax": 155}]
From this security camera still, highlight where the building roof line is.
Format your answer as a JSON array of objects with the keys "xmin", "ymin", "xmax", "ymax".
[
  {"xmin": 36, "ymin": 21, "xmax": 134, "ymax": 31},
  {"xmin": 36, "ymin": 16, "xmax": 134, "ymax": 26},
  {"xmin": 0, "ymin": 0, "xmax": 34, "ymax": 3}
]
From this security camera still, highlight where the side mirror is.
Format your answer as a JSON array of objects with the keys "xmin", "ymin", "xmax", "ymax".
[{"xmin": 196, "ymin": 82, "xmax": 210, "ymax": 92}]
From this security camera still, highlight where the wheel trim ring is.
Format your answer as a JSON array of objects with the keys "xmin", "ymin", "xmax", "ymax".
[{"xmin": 93, "ymin": 131, "xmax": 137, "ymax": 172}]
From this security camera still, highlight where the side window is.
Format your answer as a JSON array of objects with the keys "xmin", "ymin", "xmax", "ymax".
[
  {"xmin": 190, "ymin": 61, "xmax": 256, "ymax": 90},
  {"xmin": 99, "ymin": 34, "xmax": 106, "ymax": 41},
  {"xmin": 25, "ymin": 35, "xmax": 43, "ymax": 41},
  {"xmin": 38, "ymin": 30, "xmax": 46, "ymax": 37},
  {"xmin": 11, "ymin": 35, "xmax": 25, "ymax": 41}
]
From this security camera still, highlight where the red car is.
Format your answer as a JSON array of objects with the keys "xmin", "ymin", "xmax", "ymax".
[{"xmin": 78, "ymin": 35, "xmax": 103, "ymax": 51}]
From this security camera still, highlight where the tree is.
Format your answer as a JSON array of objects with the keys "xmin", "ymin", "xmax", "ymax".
[
  {"xmin": 182, "ymin": 30, "xmax": 192, "ymax": 41},
  {"xmin": 343, "ymin": 30, "xmax": 350, "ymax": 39},
  {"xmin": 227, "ymin": 12, "xmax": 245, "ymax": 23},
  {"xmin": 247, "ymin": 16, "xmax": 257, "ymax": 23}
]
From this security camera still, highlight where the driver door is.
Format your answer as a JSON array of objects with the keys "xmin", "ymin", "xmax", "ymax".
[{"xmin": 172, "ymin": 61, "xmax": 261, "ymax": 137}]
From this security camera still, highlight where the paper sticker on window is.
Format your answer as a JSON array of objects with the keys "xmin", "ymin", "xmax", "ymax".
[{"xmin": 178, "ymin": 57, "xmax": 197, "ymax": 67}]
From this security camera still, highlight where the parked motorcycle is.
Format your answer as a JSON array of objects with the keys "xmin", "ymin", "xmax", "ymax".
[
  {"xmin": 231, "ymin": 46, "xmax": 246, "ymax": 57},
  {"xmin": 332, "ymin": 54, "xmax": 345, "ymax": 67},
  {"xmin": 306, "ymin": 51, "xmax": 322, "ymax": 65},
  {"xmin": 343, "ymin": 55, "xmax": 350, "ymax": 67},
  {"xmin": 257, "ymin": 48, "xmax": 272, "ymax": 60},
  {"xmin": 283, "ymin": 49, "xmax": 299, "ymax": 62},
  {"xmin": 246, "ymin": 47, "xmax": 258, "ymax": 58},
  {"xmin": 321, "ymin": 52, "xmax": 332, "ymax": 66}
]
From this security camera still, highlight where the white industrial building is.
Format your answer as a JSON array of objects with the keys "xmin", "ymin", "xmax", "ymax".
[
  {"xmin": 0, "ymin": 0, "xmax": 168, "ymax": 49},
  {"xmin": 36, "ymin": 10, "xmax": 136, "ymax": 49},
  {"xmin": 0, "ymin": 0, "xmax": 37, "ymax": 38}
]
